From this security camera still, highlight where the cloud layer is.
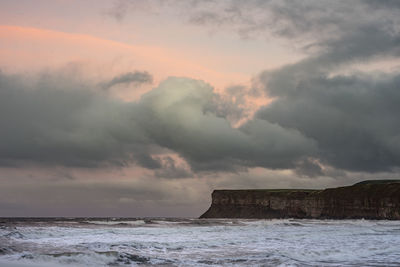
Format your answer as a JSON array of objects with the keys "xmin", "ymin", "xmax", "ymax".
[
  {"xmin": 257, "ymin": 73, "xmax": 400, "ymax": 173},
  {"xmin": 0, "ymin": 71, "xmax": 315, "ymax": 174},
  {"xmin": 1, "ymin": 0, "xmax": 400, "ymax": 179},
  {"xmin": 107, "ymin": 0, "xmax": 400, "ymax": 176}
]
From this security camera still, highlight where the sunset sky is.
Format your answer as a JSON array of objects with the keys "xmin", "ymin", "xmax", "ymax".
[{"xmin": 1, "ymin": 0, "xmax": 400, "ymax": 217}]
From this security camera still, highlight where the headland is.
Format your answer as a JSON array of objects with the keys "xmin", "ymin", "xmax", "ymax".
[{"xmin": 200, "ymin": 180, "xmax": 400, "ymax": 219}]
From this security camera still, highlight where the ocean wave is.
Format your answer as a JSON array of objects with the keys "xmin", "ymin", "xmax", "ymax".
[{"xmin": 1, "ymin": 218, "xmax": 400, "ymax": 266}]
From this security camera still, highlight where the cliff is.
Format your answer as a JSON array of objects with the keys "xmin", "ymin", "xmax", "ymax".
[{"xmin": 200, "ymin": 180, "xmax": 400, "ymax": 219}]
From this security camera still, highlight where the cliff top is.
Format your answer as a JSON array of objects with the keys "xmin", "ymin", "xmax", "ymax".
[
  {"xmin": 214, "ymin": 180, "xmax": 400, "ymax": 193},
  {"xmin": 353, "ymin": 179, "xmax": 400, "ymax": 185},
  {"xmin": 214, "ymin": 189, "xmax": 319, "ymax": 193}
]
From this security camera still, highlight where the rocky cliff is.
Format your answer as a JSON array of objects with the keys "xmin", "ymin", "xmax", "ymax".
[{"xmin": 200, "ymin": 180, "xmax": 400, "ymax": 219}]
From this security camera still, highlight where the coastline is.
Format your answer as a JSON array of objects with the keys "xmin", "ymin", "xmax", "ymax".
[{"xmin": 200, "ymin": 180, "xmax": 400, "ymax": 219}]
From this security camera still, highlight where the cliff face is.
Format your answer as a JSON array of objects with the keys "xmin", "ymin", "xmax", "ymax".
[{"xmin": 200, "ymin": 181, "xmax": 400, "ymax": 219}]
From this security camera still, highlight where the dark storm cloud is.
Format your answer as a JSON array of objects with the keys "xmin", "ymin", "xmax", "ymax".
[
  {"xmin": 171, "ymin": 0, "xmax": 400, "ymax": 174},
  {"xmin": 244, "ymin": 1, "xmax": 400, "ymax": 173},
  {"xmin": 101, "ymin": 71, "xmax": 153, "ymax": 89},
  {"xmin": 132, "ymin": 77, "xmax": 316, "ymax": 172},
  {"xmin": 257, "ymin": 73, "xmax": 400, "ymax": 173},
  {"xmin": 0, "ymin": 70, "xmax": 156, "ymax": 168},
  {"xmin": 0, "ymin": 71, "xmax": 315, "ymax": 173}
]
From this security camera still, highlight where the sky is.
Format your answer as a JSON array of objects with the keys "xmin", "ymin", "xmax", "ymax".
[{"xmin": 1, "ymin": 0, "xmax": 400, "ymax": 217}]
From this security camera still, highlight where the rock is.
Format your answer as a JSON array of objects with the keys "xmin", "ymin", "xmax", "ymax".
[{"xmin": 199, "ymin": 180, "xmax": 400, "ymax": 219}]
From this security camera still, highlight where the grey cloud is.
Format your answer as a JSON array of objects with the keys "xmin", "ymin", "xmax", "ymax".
[
  {"xmin": 169, "ymin": 0, "xmax": 400, "ymax": 175},
  {"xmin": 364, "ymin": 0, "xmax": 400, "ymax": 9},
  {"xmin": 294, "ymin": 158, "xmax": 324, "ymax": 178},
  {"xmin": 185, "ymin": 0, "xmax": 400, "ymax": 48},
  {"xmin": 6, "ymin": 1, "xmax": 400, "ymax": 176},
  {"xmin": 154, "ymin": 156, "xmax": 193, "ymax": 178},
  {"xmin": 257, "ymin": 73, "xmax": 400, "ymax": 172},
  {"xmin": 145, "ymin": 0, "xmax": 353, "ymax": 42},
  {"xmin": 317, "ymin": 23, "xmax": 400, "ymax": 68},
  {"xmin": 134, "ymin": 77, "xmax": 316, "ymax": 172},
  {"xmin": 109, "ymin": 1, "xmax": 400, "ymax": 69},
  {"xmin": 0, "ymin": 71, "xmax": 315, "ymax": 173},
  {"xmin": 204, "ymin": 85, "xmax": 248, "ymax": 123},
  {"xmin": 244, "ymin": 1, "xmax": 400, "ymax": 174},
  {"xmin": 133, "ymin": 152, "xmax": 162, "ymax": 169},
  {"xmin": 115, "ymin": 0, "xmax": 400, "ymax": 61},
  {"xmin": 101, "ymin": 71, "xmax": 153, "ymax": 89},
  {"xmin": 0, "ymin": 71, "xmax": 147, "ymax": 168},
  {"xmin": 254, "ymin": 12, "xmax": 400, "ymax": 98}
]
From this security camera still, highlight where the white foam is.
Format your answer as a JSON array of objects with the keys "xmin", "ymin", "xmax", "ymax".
[
  {"xmin": 82, "ymin": 220, "xmax": 146, "ymax": 226},
  {"xmin": 1, "ymin": 219, "xmax": 400, "ymax": 266}
]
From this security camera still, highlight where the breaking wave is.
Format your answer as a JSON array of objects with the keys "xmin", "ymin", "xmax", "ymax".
[{"xmin": 1, "ymin": 218, "xmax": 400, "ymax": 266}]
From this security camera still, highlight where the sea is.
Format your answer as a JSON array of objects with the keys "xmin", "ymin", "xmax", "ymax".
[{"xmin": 0, "ymin": 218, "xmax": 399, "ymax": 267}]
